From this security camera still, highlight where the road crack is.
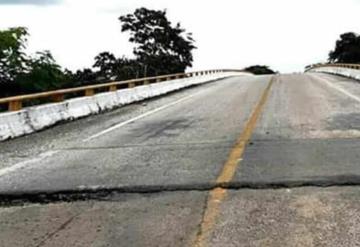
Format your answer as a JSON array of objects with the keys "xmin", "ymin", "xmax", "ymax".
[
  {"xmin": 35, "ymin": 213, "xmax": 80, "ymax": 247},
  {"xmin": 2, "ymin": 178, "xmax": 360, "ymax": 207}
]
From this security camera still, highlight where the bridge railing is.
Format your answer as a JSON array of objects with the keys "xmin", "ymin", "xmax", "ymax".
[
  {"xmin": 307, "ymin": 63, "xmax": 360, "ymax": 71},
  {"xmin": 0, "ymin": 69, "xmax": 243, "ymax": 112}
]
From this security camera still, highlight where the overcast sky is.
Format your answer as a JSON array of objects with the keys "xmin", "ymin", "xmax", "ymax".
[{"xmin": 0, "ymin": 0, "xmax": 359, "ymax": 73}]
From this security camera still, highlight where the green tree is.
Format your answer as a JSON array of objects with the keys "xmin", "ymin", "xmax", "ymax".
[
  {"xmin": 0, "ymin": 27, "xmax": 29, "ymax": 83},
  {"xmin": 329, "ymin": 32, "xmax": 360, "ymax": 63},
  {"xmin": 119, "ymin": 8, "xmax": 196, "ymax": 76},
  {"xmin": 0, "ymin": 27, "xmax": 72, "ymax": 97},
  {"xmin": 244, "ymin": 65, "xmax": 276, "ymax": 75},
  {"xmin": 69, "ymin": 68, "xmax": 98, "ymax": 86},
  {"xmin": 93, "ymin": 52, "xmax": 141, "ymax": 81},
  {"xmin": 1, "ymin": 9, "xmax": 198, "ymax": 98},
  {"xmin": 93, "ymin": 52, "xmax": 118, "ymax": 80},
  {"xmin": 16, "ymin": 51, "xmax": 68, "ymax": 92}
]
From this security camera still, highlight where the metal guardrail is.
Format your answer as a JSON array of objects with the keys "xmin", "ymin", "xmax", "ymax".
[
  {"xmin": 308, "ymin": 63, "xmax": 360, "ymax": 71},
  {"xmin": 0, "ymin": 69, "xmax": 243, "ymax": 112}
]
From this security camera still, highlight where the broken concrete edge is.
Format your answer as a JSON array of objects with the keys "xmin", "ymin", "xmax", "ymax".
[
  {"xmin": 0, "ymin": 72, "xmax": 249, "ymax": 142},
  {"xmin": 309, "ymin": 66, "xmax": 360, "ymax": 81}
]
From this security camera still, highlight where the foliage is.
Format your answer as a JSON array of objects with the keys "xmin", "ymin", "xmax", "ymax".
[
  {"xmin": 244, "ymin": 65, "xmax": 276, "ymax": 75},
  {"xmin": 329, "ymin": 32, "xmax": 360, "ymax": 63},
  {"xmin": 0, "ymin": 27, "xmax": 29, "ymax": 83},
  {"xmin": 16, "ymin": 51, "xmax": 69, "ymax": 92},
  {"xmin": 0, "ymin": 7, "xmax": 196, "ymax": 98},
  {"xmin": 0, "ymin": 28, "xmax": 72, "ymax": 97},
  {"xmin": 119, "ymin": 8, "xmax": 196, "ymax": 76},
  {"xmin": 93, "ymin": 52, "xmax": 141, "ymax": 80},
  {"xmin": 69, "ymin": 68, "xmax": 98, "ymax": 86},
  {"xmin": 93, "ymin": 52, "xmax": 118, "ymax": 80}
]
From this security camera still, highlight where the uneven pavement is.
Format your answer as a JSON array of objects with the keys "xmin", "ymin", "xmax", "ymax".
[{"xmin": 1, "ymin": 73, "xmax": 360, "ymax": 246}]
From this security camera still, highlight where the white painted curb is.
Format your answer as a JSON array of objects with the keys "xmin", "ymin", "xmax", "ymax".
[{"xmin": 0, "ymin": 72, "xmax": 249, "ymax": 141}]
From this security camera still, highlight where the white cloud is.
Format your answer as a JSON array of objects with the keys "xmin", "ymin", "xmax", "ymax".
[{"xmin": 1, "ymin": 0, "xmax": 360, "ymax": 72}]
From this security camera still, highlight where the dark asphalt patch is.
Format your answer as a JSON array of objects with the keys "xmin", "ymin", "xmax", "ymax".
[
  {"xmin": 0, "ymin": 183, "xmax": 217, "ymax": 207},
  {"xmin": 4, "ymin": 179, "xmax": 360, "ymax": 207},
  {"xmin": 236, "ymin": 138, "xmax": 360, "ymax": 184},
  {"xmin": 326, "ymin": 112, "xmax": 360, "ymax": 130}
]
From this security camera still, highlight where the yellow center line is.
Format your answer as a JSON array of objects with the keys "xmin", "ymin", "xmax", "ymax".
[{"xmin": 193, "ymin": 76, "xmax": 275, "ymax": 247}]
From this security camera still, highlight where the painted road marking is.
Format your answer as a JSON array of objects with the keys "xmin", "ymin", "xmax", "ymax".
[
  {"xmin": 83, "ymin": 91, "xmax": 204, "ymax": 142},
  {"xmin": 193, "ymin": 76, "xmax": 275, "ymax": 247},
  {"xmin": 313, "ymin": 74, "xmax": 360, "ymax": 103}
]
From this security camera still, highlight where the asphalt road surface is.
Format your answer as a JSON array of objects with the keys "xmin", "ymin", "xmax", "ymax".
[{"xmin": 1, "ymin": 73, "xmax": 360, "ymax": 246}]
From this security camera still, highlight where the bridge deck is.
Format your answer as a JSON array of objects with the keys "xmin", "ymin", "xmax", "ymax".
[{"xmin": 1, "ymin": 73, "xmax": 360, "ymax": 246}]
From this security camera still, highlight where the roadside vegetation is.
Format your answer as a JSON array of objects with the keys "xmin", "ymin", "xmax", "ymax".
[
  {"xmin": 0, "ymin": 8, "xmax": 196, "ymax": 98},
  {"xmin": 329, "ymin": 32, "xmax": 360, "ymax": 64},
  {"xmin": 243, "ymin": 65, "xmax": 276, "ymax": 75},
  {"xmin": 0, "ymin": 6, "xmax": 279, "ymax": 101},
  {"xmin": 306, "ymin": 32, "xmax": 360, "ymax": 70}
]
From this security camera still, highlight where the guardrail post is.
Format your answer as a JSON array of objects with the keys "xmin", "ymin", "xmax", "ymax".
[
  {"xmin": 156, "ymin": 78, "xmax": 162, "ymax": 83},
  {"xmin": 85, "ymin": 89, "xmax": 95, "ymax": 96},
  {"xmin": 144, "ymin": 80, "xmax": 150, "ymax": 85},
  {"xmin": 9, "ymin": 100, "xmax": 22, "ymax": 111},
  {"xmin": 109, "ymin": 85, "xmax": 117, "ymax": 92},
  {"xmin": 51, "ymin": 94, "xmax": 64, "ymax": 102},
  {"xmin": 128, "ymin": 82, "xmax": 136, "ymax": 88}
]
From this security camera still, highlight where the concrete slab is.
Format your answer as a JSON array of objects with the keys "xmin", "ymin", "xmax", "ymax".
[
  {"xmin": 206, "ymin": 187, "xmax": 360, "ymax": 247},
  {"xmin": 235, "ymin": 138, "xmax": 360, "ymax": 186},
  {"xmin": 0, "ymin": 144, "xmax": 231, "ymax": 193},
  {"xmin": 0, "ymin": 75, "xmax": 269, "ymax": 194},
  {"xmin": 0, "ymin": 191, "xmax": 206, "ymax": 247}
]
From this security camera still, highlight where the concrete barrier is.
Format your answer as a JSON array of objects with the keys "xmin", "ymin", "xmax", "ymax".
[
  {"xmin": 309, "ymin": 66, "xmax": 360, "ymax": 81},
  {"xmin": 0, "ymin": 72, "xmax": 249, "ymax": 141},
  {"xmin": 27, "ymin": 102, "xmax": 69, "ymax": 130},
  {"xmin": 0, "ymin": 111, "xmax": 33, "ymax": 140}
]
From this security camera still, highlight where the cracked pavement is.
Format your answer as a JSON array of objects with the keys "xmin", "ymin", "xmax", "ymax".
[{"xmin": 1, "ymin": 73, "xmax": 360, "ymax": 246}]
